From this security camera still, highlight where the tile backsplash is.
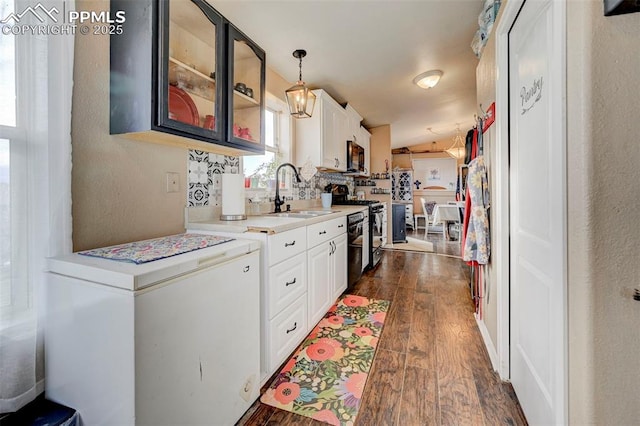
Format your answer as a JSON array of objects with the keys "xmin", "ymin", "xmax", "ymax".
[{"xmin": 187, "ymin": 149, "xmax": 353, "ymax": 207}]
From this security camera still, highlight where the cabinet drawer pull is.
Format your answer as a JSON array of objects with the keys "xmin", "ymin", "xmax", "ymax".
[
  {"xmin": 319, "ymin": 230, "xmax": 327, "ymax": 235},
  {"xmin": 338, "ymin": 224, "xmax": 344, "ymax": 228},
  {"xmin": 285, "ymin": 278, "xmax": 297, "ymax": 286},
  {"xmin": 284, "ymin": 240, "xmax": 296, "ymax": 247},
  {"xmin": 243, "ymin": 265, "xmax": 250, "ymax": 273},
  {"xmin": 286, "ymin": 322, "xmax": 297, "ymax": 334}
]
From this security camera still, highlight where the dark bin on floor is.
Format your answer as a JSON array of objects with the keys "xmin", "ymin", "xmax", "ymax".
[{"xmin": 0, "ymin": 395, "xmax": 78, "ymax": 426}]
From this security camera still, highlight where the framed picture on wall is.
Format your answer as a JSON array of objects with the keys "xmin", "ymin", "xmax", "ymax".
[{"xmin": 412, "ymin": 157, "xmax": 457, "ymax": 190}]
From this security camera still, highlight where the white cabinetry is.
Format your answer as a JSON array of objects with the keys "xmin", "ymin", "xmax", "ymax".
[
  {"xmin": 194, "ymin": 227, "xmax": 308, "ymax": 382},
  {"xmin": 359, "ymin": 126, "xmax": 371, "ymax": 176},
  {"xmin": 405, "ymin": 203, "xmax": 414, "ymax": 230},
  {"xmin": 295, "ymin": 89, "xmax": 348, "ymax": 171},
  {"xmin": 362, "ymin": 208, "xmax": 370, "ymax": 271},
  {"xmin": 331, "ymin": 233, "xmax": 348, "ymax": 300},
  {"xmin": 255, "ymin": 227, "xmax": 309, "ymax": 377},
  {"xmin": 344, "ymin": 103, "xmax": 362, "ymax": 142},
  {"xmin": 306, "ymin": 217, "xmax": 348, "ymax": 326},
  {"xmin": 46, "ymin": 244, "xmax": 260, "ymax": 426},
  {"xmin": 344, "ymin": 103, "xmax": 370, "ymax": 177}
]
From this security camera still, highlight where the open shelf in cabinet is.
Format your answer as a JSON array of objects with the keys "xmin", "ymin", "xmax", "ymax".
[
  {"xmin": 169, "ymin": 57, "xmax": 216, "ymax": 102},
  {"xmin": 234, "ymin": 89, "xmax": 259, "ymax": 109}
]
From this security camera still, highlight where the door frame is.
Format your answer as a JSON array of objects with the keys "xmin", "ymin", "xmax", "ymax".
[
  {"xmin": 493, "ymin": 0, "xmax": 524, "ymax": 382},
  {"xmin": 494, "ymin": 6, "xmax": 568, "ymax": 424}
]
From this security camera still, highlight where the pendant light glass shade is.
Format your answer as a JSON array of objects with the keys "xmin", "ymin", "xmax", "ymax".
[
  {"xmin": 286, "ymin": 82, "xmax": 316, "ymax": 118},
  {"xmin": 413, "ymin": 70, "xmax": 443, "ymax": 89},
  {"xmin": 446, "ymin": 125, "xmax": 466, "ymax": 160},
  {"xmin": 285, "ymin": 49, "xmax": 316, "ymax": 118}
]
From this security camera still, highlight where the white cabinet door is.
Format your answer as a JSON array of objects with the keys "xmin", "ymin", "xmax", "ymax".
[
  {"xmin": 344, "ymin": 103, "xmax": 362, "ymax": 143},
  {"xmin": 359, "ymin": 126, "xmax": 371, "ymax": 176},
  {"xmin": 321, "ymin": 98, "xmax": 347, "ymax": 171},
  {"xmin": 136, "ymin": 251, "xmax": 260, "ymax": 426},
  {"xmin": 307, "ymin": 241, "xmax": 332, "ymax": 328},
  {"xmin": 331, "ymin": 233, "xmax": 348, "ymax": 299}
]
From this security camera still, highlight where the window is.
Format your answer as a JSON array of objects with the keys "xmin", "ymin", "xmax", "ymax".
[
  {"xmin": 0, "ymin": 0, "xmax": 27, "ymax": 313},
  {"xmin": 242, "ymin": 94, "xmax": 291, "ymax": 192}
]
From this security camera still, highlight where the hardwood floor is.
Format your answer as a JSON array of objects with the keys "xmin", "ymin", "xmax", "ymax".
[{"xmin": 238, "ymin": 251, "xmax": 527, "ymax": 426}]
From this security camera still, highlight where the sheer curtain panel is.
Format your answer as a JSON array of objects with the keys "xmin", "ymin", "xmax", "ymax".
[{"xmin": 0, "ymin": 0, "xmax": 74, "ymax": 413}]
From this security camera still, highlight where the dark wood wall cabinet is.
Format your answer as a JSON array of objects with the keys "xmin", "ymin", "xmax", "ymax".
[{"xmin": 110, "ymin": 0, "xmax": 266, "ymax": 155}]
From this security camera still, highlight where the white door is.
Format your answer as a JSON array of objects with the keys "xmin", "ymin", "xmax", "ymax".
[
  {"xmin": 509, "ymin": 0, "xmax": 567, "ymax": 424},
  {"xmin": 307, "ymin": 242, "xmax": 332, "ymax": 326},
  {"xmin": 332, "ymin": 234, "xmax": 348, "ymax": 299}
]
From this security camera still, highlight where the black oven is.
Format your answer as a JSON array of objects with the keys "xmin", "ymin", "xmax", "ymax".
[
  {"xmin": 347, "ymin": 212, "xmax": 365, "ymax": 289},
  {"xmin": 327, "ymin": 184, "xmax": 385, "ymax": 271}
]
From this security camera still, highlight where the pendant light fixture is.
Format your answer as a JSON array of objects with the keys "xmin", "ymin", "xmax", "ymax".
[
  {"xmin": 285, "ymin": 49, "xmax": 316, "ymax": 119},
  {"xmin": 446, "ymin": 124, "xmax": 466, "ymax": 160}
]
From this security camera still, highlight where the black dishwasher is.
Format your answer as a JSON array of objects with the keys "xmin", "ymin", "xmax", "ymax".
[{"xmin": 347, "ymin": 211, "xmax": 365, "ymax": 289}]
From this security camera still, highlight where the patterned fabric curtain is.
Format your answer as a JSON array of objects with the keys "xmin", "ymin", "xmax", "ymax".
[{"xmin": 0, "ymin": 0, "xmax": 74, "ymax": 412}]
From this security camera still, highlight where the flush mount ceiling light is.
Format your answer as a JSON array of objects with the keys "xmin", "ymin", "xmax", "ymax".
[
  {"xmin": 285, "ymin": 49, "xmax": 316, "ymax": 119},
  {"xmin": 446, "ymin": 124, "xmax": 466, "ymax": 160},
  {"xmin": 413, "ymin": 70, "xmax": 443, "ymax": 89}
]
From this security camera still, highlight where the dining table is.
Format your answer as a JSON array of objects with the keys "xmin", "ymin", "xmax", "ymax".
[{"xmin": 432, "ymin": 203, "xmax": 463, "ymax": 240}]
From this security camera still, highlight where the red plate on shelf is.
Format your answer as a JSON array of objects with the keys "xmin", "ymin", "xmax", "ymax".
[{"xmin": 168, "ymin": 85, "xmax": 199, "ymax": 126}]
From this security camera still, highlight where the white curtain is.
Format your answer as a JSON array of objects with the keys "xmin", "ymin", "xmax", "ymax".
[{"xmin": 0, "ymin": 0, "xmax": 74, "ymax": 412}]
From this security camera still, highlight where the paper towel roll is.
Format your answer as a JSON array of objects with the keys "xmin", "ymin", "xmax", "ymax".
[{"xmin": 221, "ymin": 173, "xmax": 246, "ymax": 219}]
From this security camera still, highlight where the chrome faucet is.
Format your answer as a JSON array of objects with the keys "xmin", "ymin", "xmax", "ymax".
[{"xmin": 274, "ymin": 162, "xmax": 302, "ymax": 213}]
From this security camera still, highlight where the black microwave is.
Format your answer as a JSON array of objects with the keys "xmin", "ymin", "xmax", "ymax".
[{"xmin": 346, "ymin": 140, "xmax": 365, "ymax": 173}]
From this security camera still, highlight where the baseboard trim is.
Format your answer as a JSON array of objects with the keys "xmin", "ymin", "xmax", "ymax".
[{"xmin": 475, "ymin": 314, "xmax": 499, "ymax": 372}]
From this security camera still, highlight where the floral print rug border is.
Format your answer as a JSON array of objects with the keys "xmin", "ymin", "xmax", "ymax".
[{"xmin": 260, "ymin": 294, "xmax": 391, "ymax": 426}]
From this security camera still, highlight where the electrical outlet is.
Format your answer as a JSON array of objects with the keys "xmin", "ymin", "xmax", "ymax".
[
  {"xmin": 166, "ymin": 172, "xmax": 180, "ymax": 193},
  {"xmin": 239, "ymin": 374, "xmax": 256, "ymax": 402}
]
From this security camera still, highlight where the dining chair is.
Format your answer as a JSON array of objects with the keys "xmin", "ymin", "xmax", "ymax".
[
  {"xmin": 419, "ymin": 198, "xmax": 443, "ymax": 237},
  {"xmin": 414, "ymin": 199, "xmax": 427, "ymax": 232}
]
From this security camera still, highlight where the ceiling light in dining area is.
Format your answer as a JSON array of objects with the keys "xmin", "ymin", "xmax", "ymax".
[
  {"xmin": 285, "ymin": 49, "xmax": 316, "ymax": 119},
  {"xmin": 413, "ymin": 69, "xmax": 443, "ymax": 89}
]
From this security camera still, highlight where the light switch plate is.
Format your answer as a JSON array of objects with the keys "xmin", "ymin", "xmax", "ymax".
[{"xmin": 166, "ymin": 172, "xmax": 180, "ymax": 193}]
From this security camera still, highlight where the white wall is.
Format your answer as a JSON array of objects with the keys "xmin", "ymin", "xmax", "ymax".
[
  {"xmin": 475, "ymin": 25, "xmax": 499, "ymax": 364},
  {"xmin": 567, "ymin": 2, "xmax": 640, "ymax": 424}
]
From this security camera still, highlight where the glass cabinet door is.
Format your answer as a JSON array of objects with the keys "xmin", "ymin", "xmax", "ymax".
[
  {"xmin": 159, "ymin": 0, "xmax": 224, "ymax": 140},
  {"xmin": 227, "ymin": 24, "xmax": 265, "ymax": 149}
]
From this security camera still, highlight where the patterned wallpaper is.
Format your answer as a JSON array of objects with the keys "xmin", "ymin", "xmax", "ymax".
[{"xmin": 187, "ymin": 150, "xmax": 353, "ymax": 207}]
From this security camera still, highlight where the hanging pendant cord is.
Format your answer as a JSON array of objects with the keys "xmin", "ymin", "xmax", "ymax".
[{"xmin": 299, "ymin": 57, "xmax": 303, "ymax": 82}]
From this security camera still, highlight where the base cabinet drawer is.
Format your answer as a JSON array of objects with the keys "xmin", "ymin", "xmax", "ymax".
[
  {"xmin": 268, "ymin": 227, "xmax": 307, "ymax": 266},
  {"xmin": 268, "ymin": 253, "xmax": 307, "ymax": 319},
  {"xmin": 307, "ymin": 216, "xmax": 346, "ymax": 248},
  {"xmin": 268, "ymin": 295, "xmax": 308, "ymax": 373}
]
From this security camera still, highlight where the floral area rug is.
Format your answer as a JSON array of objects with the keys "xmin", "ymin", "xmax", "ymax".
[{"xmin": 260, "ymin": 294, "xmax": 390, "ymax": 426}]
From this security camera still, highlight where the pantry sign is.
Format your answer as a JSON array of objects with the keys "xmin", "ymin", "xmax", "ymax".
[{"xmin": 1, "ymin": 1, "xmax": 125, "ymax": 36}]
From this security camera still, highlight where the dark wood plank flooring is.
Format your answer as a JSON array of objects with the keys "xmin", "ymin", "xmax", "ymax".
[{"xmin": 238, "ymin": 251, "xmax": 527, "ymax": 426}]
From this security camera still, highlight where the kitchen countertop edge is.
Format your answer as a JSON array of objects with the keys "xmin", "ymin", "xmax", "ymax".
[{"xmin": 186, "ymin": 205, "xmax": 368, "ymax": 234}]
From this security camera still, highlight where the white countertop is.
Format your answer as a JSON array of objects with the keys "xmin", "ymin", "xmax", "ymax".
[
  {"xmin": 48, "ymin": 238, "xmax": 261, "ymax": 291},
  {"xmin": 187, "ymin": 205, "xmax": 368, "ymax": 234}
]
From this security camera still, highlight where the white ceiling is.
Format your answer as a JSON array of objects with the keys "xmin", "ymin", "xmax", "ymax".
[{"xmin": 211, "ymin": 0, "xmax": 483, "ymax": 149}]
